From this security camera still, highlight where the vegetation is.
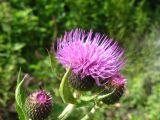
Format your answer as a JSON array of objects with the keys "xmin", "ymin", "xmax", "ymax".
[{"xmin": 0, "ymin": 0, "xmax": 160, "ymax": 119}]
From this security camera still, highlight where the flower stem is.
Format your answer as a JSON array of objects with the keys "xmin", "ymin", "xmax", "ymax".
[
  {"xmin": 58, "ymin": 104, "xmax": 75, "ymax": 120},
  {"xmin": 80, "ymin": 105, "xmax": 99, "ymax": 120}
]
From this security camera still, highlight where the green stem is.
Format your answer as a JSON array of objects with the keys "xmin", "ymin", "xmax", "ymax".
[
  {"xmin": 58, "ymin": 104, "xmax": 76, "ymax": 120},
  {"xmin": 80, "ymin": 105, "xmax": 99, "ymax": 120},
  {"xmin": 96, "ymin": 88, "xmax": 116, "ymax": 101}
]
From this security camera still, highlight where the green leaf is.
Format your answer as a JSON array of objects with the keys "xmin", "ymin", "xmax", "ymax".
[
  {"xmin": 15, "ymin": 68, "xmax": 27, "ymax": 120},
  {"xmin": 59, "ymin": 67, "xmax": 76, "ymax": 104},
  {"xmin": 16, "ymin": 68, "xmax": 22, "ymax": 85},
  {"xmin": 13, "ymin": 43, "xmax": 26, "ymax": 51},
  {"xmin": 16, "ymin": 105, "xmax": 26, "ymax": 120},
  {"xmin": 47, "ymin": 50, "xmax": 55, "ymax": 74},
  {"xmin": 1, "ymin": 23, "xmax": 11, "ymax": 33}
]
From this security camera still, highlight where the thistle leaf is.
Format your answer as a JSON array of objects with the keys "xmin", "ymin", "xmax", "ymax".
[
  {"xmin": 15, "ymin": 68, "xmax": 27, "ymax": 120},
  {"xmin": 59, "ymin": 67, "xmax": 76, "ymax": 104}
]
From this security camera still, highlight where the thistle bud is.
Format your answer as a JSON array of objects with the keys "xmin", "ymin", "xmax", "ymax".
[
  {"xmin": 102, "ymin": 74, "xmax": 126, "ymax": 104},
  {"xmin": 69, "ymin": 72, "xmax": 95, "ymax": 91},
  {"xmin": 25, "ymin": 90, "xmax": 52, "ymax": 120}
]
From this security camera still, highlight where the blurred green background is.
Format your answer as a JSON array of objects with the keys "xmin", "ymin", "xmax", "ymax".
[{"xmin": 0, "ymin": 0, "xmax": 160, "ymax": 119}]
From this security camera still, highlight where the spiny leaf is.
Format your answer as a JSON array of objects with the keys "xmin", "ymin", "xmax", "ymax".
[
  {"xmin": 16, "ymin": 105, "xmax": 26, "ymax": 120},
  {"xmin": 59, "ymin": 67, "xmax": 76, "ymax": 104},
  {"xmin": 15, "ymin": 68, "xmax": 27, "ymax": 120}
]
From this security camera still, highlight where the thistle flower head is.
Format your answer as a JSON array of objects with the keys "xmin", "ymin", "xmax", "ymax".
[
  {"xmin": 102, "ymin": 73, "xmax": 126, "ymax": 104},
  {"xmin": 25, "ymin": 90, "xmax": 52, "ymax": 120},
  {"xmin": 110, "ymin": 73, "xmax": 126, "ymax": 88},
  {"xmin": 56, "ymin": 29, "xmax": 125, "ymax": 86}
]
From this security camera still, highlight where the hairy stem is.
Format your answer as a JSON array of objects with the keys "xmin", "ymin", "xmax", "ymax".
[{"xmin": 58, "ymin": 104, "xmax": 75, "ymax": 120}]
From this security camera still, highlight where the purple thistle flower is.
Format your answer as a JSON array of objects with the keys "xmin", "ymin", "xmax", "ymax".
[{"xmin": 56, "ymin": 29, "xmax": 125, "ymax": 86}]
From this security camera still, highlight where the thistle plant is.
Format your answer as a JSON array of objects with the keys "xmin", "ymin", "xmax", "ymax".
[
  {"xmin": 15, "ymin": 28, "xmax": 126, "ymax": 120},
  {"xmin": 56, "ymin": 29, "xmax": 126, "ymax": 120}
]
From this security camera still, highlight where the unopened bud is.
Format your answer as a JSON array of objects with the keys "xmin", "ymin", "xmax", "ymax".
[
  {"xmin": 102, "ymin": 74, "xmax": 126, "ymax": 104},
  {"xmin": 25, "ymin": 90, "xmax": 52, "ymax": 120}
]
